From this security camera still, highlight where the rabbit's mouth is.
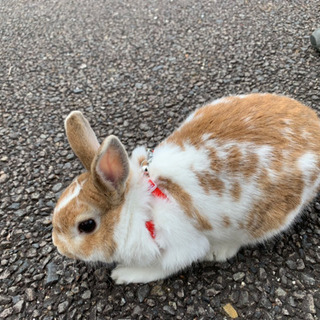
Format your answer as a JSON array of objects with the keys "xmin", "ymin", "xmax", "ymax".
[
  {"xmin": 52, "ymin": 231, "xmax": 77, "ymax": 260},
  {"xmin": 56, "ymin": 245, "xmax": 77, "ymax": 260}
]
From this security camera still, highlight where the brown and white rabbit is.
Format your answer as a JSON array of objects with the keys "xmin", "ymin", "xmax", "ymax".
[{"xmin": 52, "ymin": 93, "xmax": 320, "ymax": 284}]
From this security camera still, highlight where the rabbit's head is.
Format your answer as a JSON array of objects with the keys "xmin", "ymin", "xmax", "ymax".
[{"xmin": 52, "ymin": 111, "xmax": 130, "ymax": 263}]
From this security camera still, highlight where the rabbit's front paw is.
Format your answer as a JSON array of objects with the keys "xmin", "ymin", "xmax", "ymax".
[
  {"xmin": 111, "ymin": 265, "xmax": 167, "ymax": 284},
  {"xmin": 212, "ymin": 243, "xmax": 241, "ymax": 262},
  {"xmin": 111, "ymin": 266, "xmax": 135, "ymax": 284},
  {"xmin": 203, "ymin": 251, "xmax": 215, "ymax": 262}
]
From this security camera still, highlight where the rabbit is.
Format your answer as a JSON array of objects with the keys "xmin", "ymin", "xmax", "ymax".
[{"xmin": 52, "ymin": 93, "xmax": 320, "ymax": 284}]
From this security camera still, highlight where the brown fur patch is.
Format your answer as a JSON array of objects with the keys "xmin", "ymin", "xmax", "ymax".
[
  {"xmin": 226, "ymin": 145, "xmax": 242, "ymax": 174},
  {"xmin": 242, "ymin": 152, "xmax": 259, "ymax": 179},
  {"xmin": 222, "ymin": 216, "xmax": 231, "ymax": 228},
  {"xmin": 230, "ymin": 182, "xmax": 241, "ymax": 201},
  {"xmin": 208, "ymin": 147, "xmax": 224, "ymax": 172},
  {"xmin": 310, "ymin": 167, "xmax": 320, "ymax": 184},
  {"xmin": 269, "ymin": 149, "xmax": 284, "ymax": 173},
  {"xmin": 158, "ymin": 177, "xmax": 212, "ymax": 231},
  {"xmin": 138, "ymin": 155, "xmax": 147, "ymax": 166},
  {"xmin": 238, "ymin": 222, "xmax": 245, "ymax": 230},
  {"xmin": 196, "ymin": 172, "xmax": 225, "ymax": 196},
  {"xmin": 246, "ymin": 171, "xmax": 304, "ymax": 238}
]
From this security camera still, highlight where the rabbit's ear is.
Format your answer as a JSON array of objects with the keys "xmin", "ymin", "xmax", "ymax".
[
  {"xmin": 92, "ymin": 135, "xmax": 129, "ymax": 197},
  {"xmin": 65, "ymin": 111, "xmax": 100, "ymax": 171}
]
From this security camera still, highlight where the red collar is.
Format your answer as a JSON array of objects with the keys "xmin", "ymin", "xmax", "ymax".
[
  {"xmin": 147, "ymin": 179, "xmax": 167, "ymax": 199},
  {"xmin": 145, "ymin": 220, "xmax": 156, "ymax": 239},
  {"xmin": 145, "ymin": 178, "xmax": 167, "ymax": 239}
]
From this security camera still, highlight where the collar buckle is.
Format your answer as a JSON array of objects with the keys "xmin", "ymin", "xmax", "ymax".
[{"xmin": 141, "ymin": 148, "xmax": 154, "ymax": 176}]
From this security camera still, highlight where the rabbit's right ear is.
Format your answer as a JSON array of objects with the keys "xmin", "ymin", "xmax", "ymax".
[
  {"xmin": 65, "ymin": 111, "xmax": 100, "ymax": 171},
  {"xmin": 92, "ymin": 135, "xmax": 129, "ymax": 199}
]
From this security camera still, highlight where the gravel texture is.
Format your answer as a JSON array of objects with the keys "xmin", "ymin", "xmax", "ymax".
[{"xmin": 1, "ymin": 0, "xmax": 320, "ymax": 319}]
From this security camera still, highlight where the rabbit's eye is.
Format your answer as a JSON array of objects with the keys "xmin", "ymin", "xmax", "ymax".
[{"xmin": 78, "ymin": 219, "xmax": 96, "ymax": 234}]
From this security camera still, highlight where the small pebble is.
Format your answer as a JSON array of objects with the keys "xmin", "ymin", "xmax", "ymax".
[
  {"xmin": 0, "ymin": 307, "xmax": 13, "ymax": 318},
  {"xmin": 223, "ymin": 303, "xmax": 238, "ymax": 319},
  {"xmin": 163, "ymin": 305, "xmax": 176, "ymax": 315},
  {"xmin": 151, "ymin": 285, "xmax": 165, "ymax": 296},
  {"xmin": 275, "ymin": 287, "xmax": 287, "ymax": 297},
  {"xmin": 233, "ymin": 272, "xmax": 245, "ymax": 282},
  {"xmin": 25, "ymin": 288, "xmax": 36, "ymax": 302},
  {"xmin": 302, "ymin": 294, "xmax": 316, "ymax": 314},
  {"xmin": 52, "ymin": 183, "xmax": 63, "ymax": 192},
  {"xmin": 58, "ymin": 301, "xmax": 69, "ymax": 314},
  {"xmin": 0, "ymin": 295, "xmax": 12, "ymax": 305},
  {"xmin": 13, "ymin": 300, "xmax": 25, "ymax": 314},
  {"xmin": 45, "ymin": 262, "xmax": 59, "ymax": 286},
  {"xmin": 73, "ymin": 87, "xmax": 83, "ymax": 94},
  {"xmin": 137, "ymin": 284, "xmax": 150, "ymax": 303},
  {"xmin": 258, "ymin": 268, "xmax": 267, "ymax": 281},
  {"xmin": 81, "ymin": 290, "xmax": 91, "ymax": 300}
]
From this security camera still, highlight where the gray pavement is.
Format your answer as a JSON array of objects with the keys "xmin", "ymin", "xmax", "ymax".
[{"xmin": 1, "ymin": 0, "xmax": 320, "ymax": 319}]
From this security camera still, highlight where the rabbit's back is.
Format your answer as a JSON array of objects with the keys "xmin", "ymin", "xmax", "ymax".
[
  {"xmin": 167, "ymin": 94, "xmax": 320, "ymax": 151},
  {"xmin": 159, "ymin": 93, "xmax": 320, "ymax": 242}
]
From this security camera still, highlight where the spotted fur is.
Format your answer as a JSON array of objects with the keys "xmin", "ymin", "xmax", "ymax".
[{"xmin": 52, "ymin": 94, "xmax": 320, "ymax": 284}]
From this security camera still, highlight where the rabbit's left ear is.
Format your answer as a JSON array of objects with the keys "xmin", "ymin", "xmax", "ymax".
[
  {"xmin": 65, "ymin": 111, "xmax": 100, "ymax": 171},
  {"xmin": 92, "ymin": 135, "xmax": 129, "ymax": 198}
]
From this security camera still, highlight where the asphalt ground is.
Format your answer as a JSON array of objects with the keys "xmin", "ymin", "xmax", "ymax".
[{"xmin": 0, "ymin": 0, "xmax": 320, "ymax": 319}]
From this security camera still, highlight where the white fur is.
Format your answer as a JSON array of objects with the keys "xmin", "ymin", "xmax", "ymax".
[
  {"xmin": 243, "ymin": 116, "xmax": 252, "ymax": 123},
  {"xmin": 301, "ymin": 130, "xmax": 311, "ymax": 140},
  {"xmin": 209, "ymin": 97, "xmax": 231, "ymax": 106},
  {"xmin": 54, "ymin": 179, "xmax": 85, "ymax": 214},
  {"xmin": 281, "ymin": 126, "xmax": 294, "ymax": 142},
  {"xmin": 283, "ymin": 119, "xmax": 292, "ymax": 125},
  {"xmin": 237, "ymin": 94, "xmax": 249, "ymax": 99},
  {"xmin": 85, "ymin": 249, "xmax": 108, "ymax": 263},
  {"xmin": 201, "ymin": 133, "xmax": 211, "ymax": 142},
  {"xmin": 297, "ymin": 152, "xmax": 317, "ymax": 177}
]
